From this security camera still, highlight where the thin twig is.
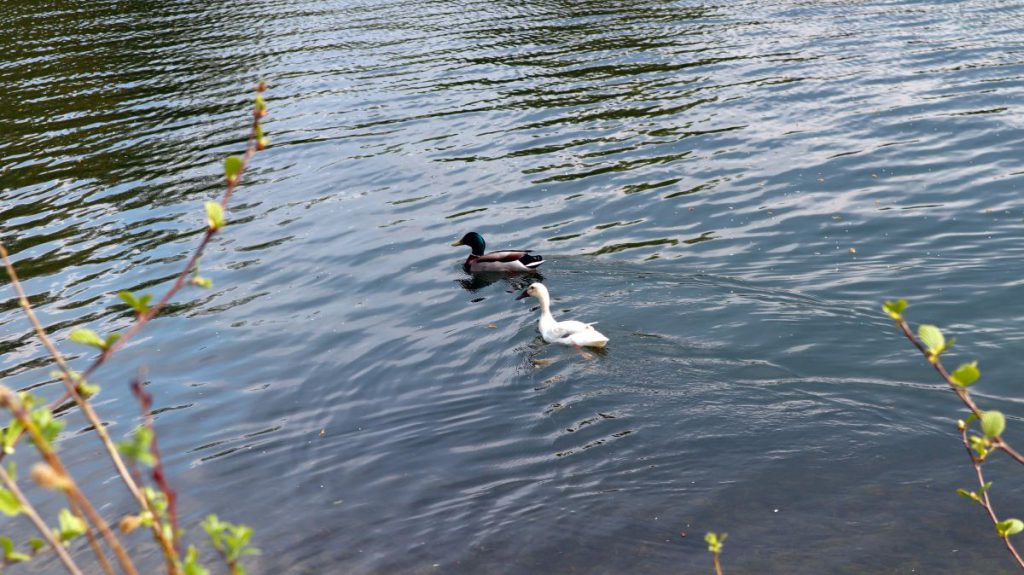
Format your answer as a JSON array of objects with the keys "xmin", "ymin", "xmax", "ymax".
[
  {"xmin": 894, "ymin": 311, "xmax": 1024, "ymax": 570},
  {"xmin": 212, "ymin": 543, "xmax": 242, "ymax": 575},
  {"xmin": 69, "ymin": 497, "xmax": 116, "ymax": 575},
  {"xmin": 0, "ymin": 84, "xmax": 266, "ymax": 575},
  {"xmin": 80, "ymin": 96, "xmax": 263, "ymax": 383},
  {"xmin": 130, "ymin": 372, "xmax": 180, "ymax": 556},
  {"xmin": 894, "ymin": 317, "xmax": 1024, "ymax": 464},
  {"xmin": 0, "ymin": 465, "xmax": 85, "ymax": 575},
  {"xmin": 4, "ymin": 393, "xmax": 140, "ymax": 575},
  {"xmin": 0, "ymin": 245, "xmax": 148, "ymax": 501},
  {"xmin": 0, "ymin": 244, "xmax": 170, "ymax": 567},
  {"xmin": 959, "ymin": 427, "xmax": 1024, "ymax": 569},
  {"xmin": 996, "ymin": 439, "xmax": 1024, "ymax": 465}
]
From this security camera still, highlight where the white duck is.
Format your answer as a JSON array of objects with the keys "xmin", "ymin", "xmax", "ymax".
[{"xmin": 516, "ymin": 283, "xmax": 609, "ymax": 348}]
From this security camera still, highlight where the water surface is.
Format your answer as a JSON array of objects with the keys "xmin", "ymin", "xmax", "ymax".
[{"xmin": 3, "ymin": 0, "xmax": 1024, "ymax": 572}]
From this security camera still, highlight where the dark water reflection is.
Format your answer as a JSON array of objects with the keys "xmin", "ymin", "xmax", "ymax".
[{"xmin": 4, "ymin": 0, "xmax": 1024, "ymax": 572}]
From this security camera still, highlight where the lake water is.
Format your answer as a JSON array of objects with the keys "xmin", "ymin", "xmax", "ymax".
[{"xmin": 3, "ymin": 0, "xmax": 1024, "ymax": 572}]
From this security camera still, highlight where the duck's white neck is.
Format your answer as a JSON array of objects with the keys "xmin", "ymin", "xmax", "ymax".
[{"xmin": 535, "ymin": 290, "xmax": 555, "ymax": 323}]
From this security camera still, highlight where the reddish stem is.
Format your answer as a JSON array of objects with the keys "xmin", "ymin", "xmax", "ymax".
[
  {"xmin": 44, "ymin": 90, "xmax": 263, "ymax": 409},
  {"xmin": 129, "ymin": 374, "xmax": 179, "ymax": 554}
]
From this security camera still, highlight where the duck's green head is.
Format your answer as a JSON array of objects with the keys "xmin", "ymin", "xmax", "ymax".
[{"xmin": 451, "ymin": 232, "xmax": 485, "ymax": 255}]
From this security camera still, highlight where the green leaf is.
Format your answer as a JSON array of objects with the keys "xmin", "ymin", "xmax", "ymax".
[
  {"xmin": 918, "ymin": 324, "xmax": 945, "ymax": 355},
  {"xmin": 0, "ymin": 535, "xmax": 30, "ymax": 562},
  {"xmin": 3, "ymin": 419, "xmax": 24, "ymax": 454},
  {"xmin": 8, "ymin": 548, "xmax": 30, "ymax": 562},
  {"xmin": 51, "ymin": 370, "xmax": 84, "ymax": 387},
  {"xmin": 77, "ymin": 381, "xmax": 100, "ymax": 399},
  {"xmin": 139, "ymin": 510, "xmax": 155, "ymax": 527},
  {"xmin": 119, "ymin": 290, "xmax": 138, "ymax": 308},
  {"xmin": 997, "ymin": 519, "xmax": 1024, "ymax": 537},
  {"xmin": 183, "ymin": 545, "xmax": 210, "ymax": 575},
  {"xmin": 704, "ymin": 532, "xmax": 726, "ymax": 554},
  {"xmin": 956, "ymin": 488, "xmax": 980, "ymax": 502},
  {"xmin": 191, "ymin": 276, "xmax": 213, "ymax": 289},
  {"xmin": 254, "ymin": 94, "xmax": 267, "ymax": 119},
  {"xmin": 205, "ymin": 201, "xmax": 225, "ymax": 231},
  {"xmin": 104, "ymin": 333, "xmax": 121, "ymax": 348},
  {"xmin": 224, "ymin": 523, "xmax": 255, "ymax": 561},
  {"xmin": 882, "ymin": 299, "xmax": 908, "ymax": 319},
  {"xmin": 117, "ymin": 427, "xmax": 156, "ymax": 467},
  {"xmin": 0, "ymin": 536, "xmax": 13, "ymax": 555},
  {"xmin": 144, "ymin": 487, "xmax": 168, "ymax": 515},
  {"xmin": 0, "ymin": 489, "xmax": 22, "ymax": 516},
  {"xmin": 69, "ymin": 328, "xmax": 106, "ymax": 349},
  {"xmin": 31, "ymin": 407, "xmax": 64, "ymax": 444},
  {"xmin": 119, "ymin": 291, "xmax": 152, "ymax": 314},
  {"xmin": 950, "ymin": 361, "xmax": 980, "ymax": 387},
  {"xmin": 28, "ymin": 537, "xmax": 44, "ymax": 553},
  {"xmin": 224, "ymin": 156, "xmax": 244, "ymax": 182},
  {"xmin": 17, "ymin": 392, "xmax": 38, "ymax": 410},
  {"xmin": 203, "ymin": 514, "xmax": 226, "ymax": 550},
  {"xmin": 202, "ymin": 515, "xmax": 258, "ymax": 562},
  {"xmin": 981, "ymin": 411, "xmax": 1006, "ymax": 439},
  {"xmin": 970, "ymin": 435, "xmax": 990, "ymax": 459},
  {"xmin": 57, "ymin": 508, "xmax": 86, "ymax": 542}
]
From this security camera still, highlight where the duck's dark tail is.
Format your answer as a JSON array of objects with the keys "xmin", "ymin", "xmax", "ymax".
[{"xmin": 520, "ymin": 254, "xmax": 544, "ymax": 268}]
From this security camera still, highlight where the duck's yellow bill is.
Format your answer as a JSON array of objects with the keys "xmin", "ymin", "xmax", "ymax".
[{"xmin": 450, "ymin": 240, "xmax": 463, "ymax": 246}]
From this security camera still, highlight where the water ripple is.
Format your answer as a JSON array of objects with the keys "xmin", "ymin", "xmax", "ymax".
[{"xmin": 4, "ymin": 0, "xmax": 1024, "ymax": 573}]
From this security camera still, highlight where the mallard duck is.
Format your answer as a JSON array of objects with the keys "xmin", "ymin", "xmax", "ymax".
[
  {"xmin": 452, "ymin": 232, "xmax": 543, "ymax": 273},
  {"xmin": 516, "ymin": 283, "xmax": 609, "ymax": 348}
]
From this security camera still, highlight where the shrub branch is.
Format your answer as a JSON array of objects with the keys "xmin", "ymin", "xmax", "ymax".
[
  {"xmin": 1, "ymin": 391, "xmax": 139, "ymax": 575},
  {"xmin": 888, "ymin": 302, "xmax": 1024, "ymax": 569},
  {"xmin": 959, "ymin": 426, "xmax": 1024, "ymax": 568},
  {"xmin": 0, "ymin": 82, "xmax": 266, "ymax": 575},
  {"xmin": 0, "ymin": 465, "xmax": 84, "ymax": 575},
  {"xmin": 80, "ymin": 89, "xmax": 263, "ymax": 383}
]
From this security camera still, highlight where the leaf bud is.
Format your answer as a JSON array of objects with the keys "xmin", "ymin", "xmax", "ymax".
[
  {"xmin": 119, "ymin": 514, "xmax": 143, "ymax": 534},
  {"xmin": 30, "ymin": 463, "xmax": 70, "ymax": 491}
]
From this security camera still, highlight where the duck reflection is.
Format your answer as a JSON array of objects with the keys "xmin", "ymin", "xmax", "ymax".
[{"xmin": 456, "ymin": 270, "xmax": 544, "ymax": 293}]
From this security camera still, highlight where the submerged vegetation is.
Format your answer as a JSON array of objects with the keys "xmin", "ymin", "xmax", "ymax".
[{"xmin": 0, "ymin": 83, "xmax": 269, "ymax": 574}]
